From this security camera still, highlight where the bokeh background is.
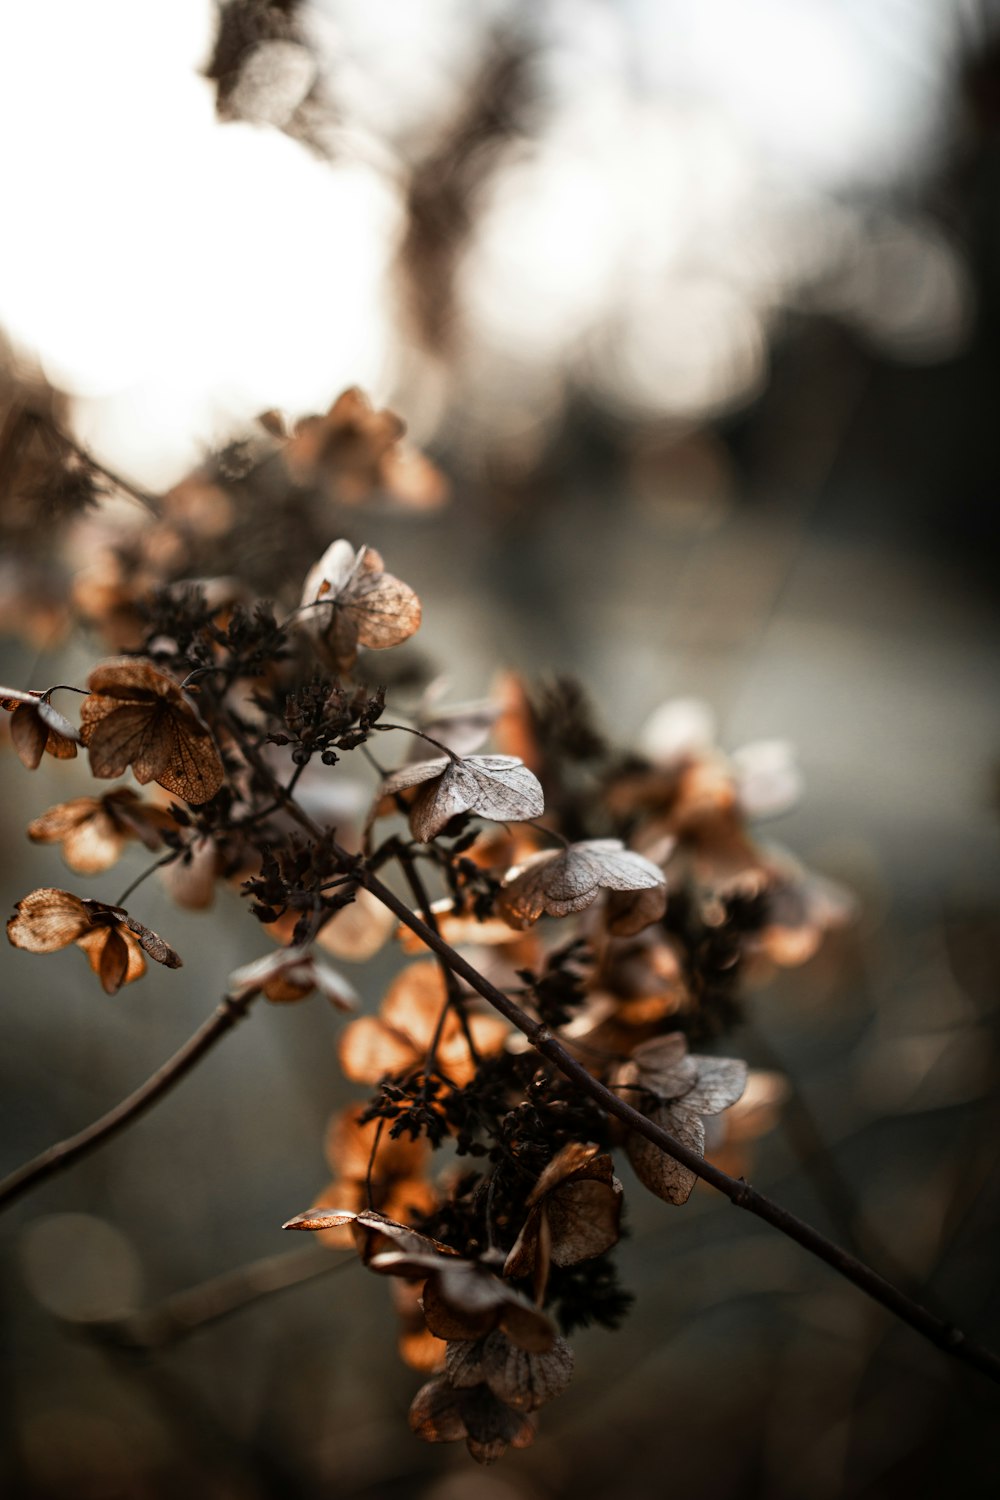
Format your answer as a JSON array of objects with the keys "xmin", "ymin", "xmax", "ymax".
[{"xmin": 2, "ymin": 2, "xmax": 1000, "ymax": 1496}]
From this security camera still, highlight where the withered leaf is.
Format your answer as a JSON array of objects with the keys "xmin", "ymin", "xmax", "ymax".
[
  {"xmin": 504, "ymin": 1144, "xmax": 623, "ymax": 1279},
  {"xmin": 28, "ymin": 788, "xmax": 175, "ymax": 874},
  {"xmin": 382, "ymin": 754, "xmax": 544, "ymax": 842},
  {"xmin": 338, "ymin": 960, "xmax": 507, "ymax": 1087},
  {"xmin": 369, "ymin": 1250, "xmax": 556, "ymax": 1352},
  {"xmin": 623, "ymin": 1104, "xmax": 706, "ymax": 1206},
  {"xmin": 6, "ymin": 887, "xmax": 92, "ymax": 951},
  {"xmin": 408, "ymin": 1377, "xmax": 535, "ymax": 1465},
  {"xmin": 1, "ymin": 688, "xmax": 80, "ymax": 768},
  {"xmin": 499, "ymin": 839, "xmax": 664, "ymax": 928},
  {"xmin": 315, "ymin": 886, "xmax": 395, "ymax": 961},
  {"xmin": 299, "ymin": 540, "xmax": 421, "ymax": 672},
  {"xmin": 6, "ymin": 888, "xmax": 181, "ymax": 996},
  {"xmin": 481, "ymin": 1330, "xmax": 574, "ymax": 1412},
  {"xmin": 79, "ymin": 658, "xmax": 224, "ymax": 804},
  {"xmin": 611, "ymin": 1033, "xmax": 748, "ymax": 1206},
  {"xmin": 282, "ymin": 1208, "xmax": 452, "ymax": 1266}
]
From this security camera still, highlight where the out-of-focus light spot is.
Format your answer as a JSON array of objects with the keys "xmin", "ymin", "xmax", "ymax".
[
  {"xmin": 822, "ymin": 215, "xmax": 972, "ymax": 361},
  {"xmin": 590, "ymin": 277, "xmax": 767, "ymax": 421},
  {"xmin": 310, "ymin": 0, "xmax": 510, "ymax": 151},
  {"xmin": 20, "ymin": 1212, "xmax": 143, "ymax": 1322},
  {"xmin": 459, "ymin": 144, "xmax": 620, "ymax": 361}
]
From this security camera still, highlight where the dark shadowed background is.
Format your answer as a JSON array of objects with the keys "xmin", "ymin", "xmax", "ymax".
[{"xmin": 1, "ymin": 3, "xmax": 1000, "ymax": 1497}]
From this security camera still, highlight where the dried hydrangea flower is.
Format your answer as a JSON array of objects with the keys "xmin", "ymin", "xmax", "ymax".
[
  {"xmin": 381, "ymin": 753, "xmax": 544, "ymax": 843},
  {"xmin": 611, "ymin": 1033, "xmax": 747, "ymax": 1205},
  {"xmin": 0, "ymin": 687, "xmax": 80, "ymax": 768},
  {"xmin": 27, "ymin": 787, "xmax": 176, "ymax": 874},
  {"xmin": 79, "ymin": 658, "xmax": 224, "ymax": 804},
  {"xmin": 498, "ymin": 838, "xmax": 665, "ymax": 929},
  {"xmin": 7, "ymin": 887, "xmax": 181, "ymax": 995},
  {"xmin": 299, "ymin": 540, "xmax": 421, "ymax": 673}
]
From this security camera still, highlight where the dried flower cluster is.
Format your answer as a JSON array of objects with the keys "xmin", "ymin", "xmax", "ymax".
[{"xmin": 0, "ymin": 377, "xmax": 855, "ymax": 1463}]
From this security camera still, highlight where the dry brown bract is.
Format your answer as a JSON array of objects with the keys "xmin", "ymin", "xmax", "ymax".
[
  {"xmin": 369, "ymin": 1248, "xmax": 556, "ymax": 1352},
  {"xmin": 382, "ymin": 754, "xmax": 544, "ymax": 843},
  {"xmin": 446, "ymin": 1329, "xmax": 574, "ymax": 1413},
  {"xmin": 305, "ymin": 1106, "xmax": 437, "ymax": 1251},
  {"xmin": 6, "ymin": 887, "xmax": 182, "ymax": 995},
  {"xmin": 503, "ymin": 1143, "xmax": 623, "ymax": 1289},
  {"xmin": 338, "ymin": 959, "xmax": 509, "ymax": 1089},
  {"xmin": 299, "ymin": 540, "xmax": 421, "ymax": 674},
  {"xmin": 0, "ymin": 688, "xmax": 80, "ymax": 768},
  {"xmin": 27, "ymin": 788, "xmax": 176, "ymax": 874},
  {"xmin": 283, "ymin": 387, "xmax": 447, "ymax": 509},
  {"xmin": 498, "ymin": 838, "xmax": 665, "ymax": 929},
  {"xmin": 408, "ymin": 1376, "xmax": 536, "ymax": 1466},
  {"xmin": 282, "ymin": 1207, "xmax": 453, "ymax": 1266},
  {"xmin": 79, "ymin": 658, "xmax": 224, "ymax": 804},
  {"xmin": 611, "ymin": 1033, "xmax": 747, "ymax": 1205}
]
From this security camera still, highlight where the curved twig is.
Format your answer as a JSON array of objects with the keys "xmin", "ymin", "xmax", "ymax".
[{"xmin": 0, "ymin": 991, "xmax": 260, "ymax": 1212}]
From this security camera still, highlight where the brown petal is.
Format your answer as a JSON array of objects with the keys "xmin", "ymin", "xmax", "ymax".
[
  {"xmin": 606, "ymin": 881, "xmax": 669, "ymax": 937},
  {"xmin": 409, "ymin": 757, "xmax": 544, "ymax": 842},
  {"xmin": 85, "ymin": 657, "xmax": 183, "ymax": 701},
  {"xmin": 27, "ymin": 798, "xmax": 97, "ymax": 843},
  {"xmin": 681, "ymin": 1056, "xmax": 748, "ymax": 1117},
  {"xmin": 398, "ymin": 1325, "xmax": 448, "ymax": 1373},
  {"xmin": 315, "ymin": 887, "xmax": 394, "ymax": 960},
  {"xmin": 546, "ymin": 1175, "xmax": 623, "ymax": 1266},
  {"xmin": 155, "ymin": 711, "xmax": 224, "ymax": 804},
  {"xmin": 337, "ymin": 1017, "xmax": 418, "ymax": 1084},
  {"xmin": 83, "ymin": 703, "xmax": 171, "ymax": 783},
  {"xmin": 30, "ymin": 799, "xmax": 127, "ymax": 874},
  {"xmin": 480, "ymin": 1329, "xmax": 575, "ymax": 1411},
  {"xmin": 625, "ymin": 1103, "xmax": 705, "ymax": 1206},
  {"xmin": 9, "ymin": 704, "xmax": 47, "ymax": 769},
  {"xmin": 500, "ymin": 840, "xmax": 664, "ymax": 928},
  {"xmin": 37, "ymin": 700, "xmax": 81, "ymax": 755},
  {"xmin": 160, "ymin": 836, "xmax": 219, "ymax": 909},
  {"xmin": 7, "ymin": 888, "xmax": 92, "ymax": 951},
  {"xmin": 408, "ymin": 1378, "xmax": 468, "ymax": 1445},
  {"xmin": 324, "ymin": 1104, "xmax": 429, "ymax": 1181},
  {"xmin": 617, "ymin": 1032, "xmax": 698, "ymax": 1097},
  {"xmin": 89, "ymin": 927, "xmax": 130, "ymax": 995}
]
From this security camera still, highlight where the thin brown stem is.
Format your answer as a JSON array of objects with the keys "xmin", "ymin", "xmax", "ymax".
[
  {"xmin": 69, "ymin": 436, "xmax": 162, "ymax": 515},
  {"xmin": 0, "ymin": 991, "xmax": 260, "ymax": 1213},
  {"xmin": 396, "ymin": 845, "xmax": 480, "ymax": 1066},
  {"xmin": 90, "ymin": 1246, "xmax": 352, "ymax": 1351},
  {"xmin": 375, "ymin": 722, "xmax": 459, "ymax": 761},
  {"xmin": 364, "ymin": 1117, "xmax": 386, "ymax": 1210},
  {"xmin": 114, "ymin": 851, "xmax": 179, "ymax": 908}
]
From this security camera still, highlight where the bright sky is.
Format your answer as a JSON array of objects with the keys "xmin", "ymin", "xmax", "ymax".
[{"xmin": 0, "ymin": 0, "xmax": 979, "ymax": 485}]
